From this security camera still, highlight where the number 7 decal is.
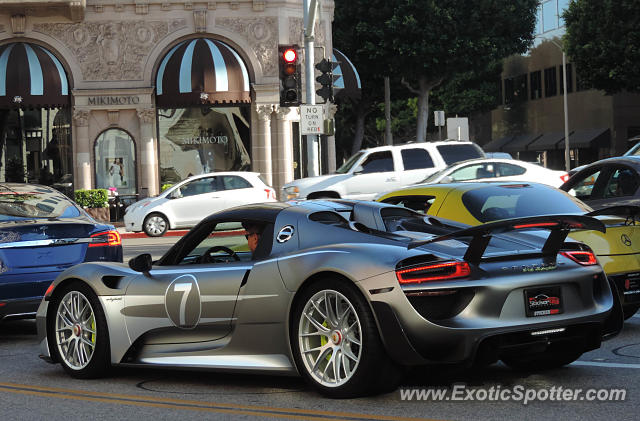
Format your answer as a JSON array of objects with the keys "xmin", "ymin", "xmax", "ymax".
[{"xmin": 165, "ymin": 274, "xmax": 201, "ymax": 329}]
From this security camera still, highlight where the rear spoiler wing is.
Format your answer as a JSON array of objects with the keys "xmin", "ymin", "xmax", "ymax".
[
  {"xmin": 408, "ymin": 215, "xmax": 606, "ymax": 264},
  {"xmin": 586, "ymin": 205, "xmax": 640, "ymax": 222}
]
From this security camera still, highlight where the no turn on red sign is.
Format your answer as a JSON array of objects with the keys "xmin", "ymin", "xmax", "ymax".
[{"xmin": 300, "ymin": 105, "xmax": 324, "ymax": 135}]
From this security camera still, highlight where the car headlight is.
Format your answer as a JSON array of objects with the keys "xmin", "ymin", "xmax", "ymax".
[{"xmin": 284, "ymin": 186, "xmax": 299, "ymax": 200}]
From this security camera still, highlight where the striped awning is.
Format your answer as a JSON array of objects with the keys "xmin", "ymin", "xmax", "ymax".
[
  {"xmin": 0, "ymin": 42, "xmax": 69, "ymax": 109},
  {"xmin": 156, "ymin": 38, "xmax": 250, "ymax": 107},
  {"xmin": 332, "ymin": 49, "xmax": 361, "ymax": 101}
]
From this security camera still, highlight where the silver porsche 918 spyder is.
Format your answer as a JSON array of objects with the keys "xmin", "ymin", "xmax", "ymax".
[{"xmin": 36, "ymin": 200, "xmax": 622, "ymax": 398}]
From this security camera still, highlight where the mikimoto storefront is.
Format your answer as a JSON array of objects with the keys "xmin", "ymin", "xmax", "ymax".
[
  {"xmin": 155, "ymin": 38, "xmax": 251, "ymax": 186},
  {"xmin": 0, "ymin": 42, "xmax": 72, "ymax": 195}
]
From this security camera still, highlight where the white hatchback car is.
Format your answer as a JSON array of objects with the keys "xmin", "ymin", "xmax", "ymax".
[
  {"xmin": 417, "ymin": 158, "xmax": 569, "ymax": 188},
  {"xmin": 124, "ymin": 172, "xmax": 276, "ymax": 236}
]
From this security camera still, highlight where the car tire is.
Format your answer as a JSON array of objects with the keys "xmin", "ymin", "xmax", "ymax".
[
  {"xmin": 623, "ymin": 304, "xmax": 640, "ymax": 320},
  {"xmin": 48, "ymin": 281, "xmax": 110, "ymax": 379},
  {"xmin": 290, "ymin": 278, "xmax": 401, "ymax": 398},
  {"xmin": 501, "ymin": 350, "xmax": 582, "ymax": 371},
  {"xmin": 143, "ymin": 213, "xmax": 168, "ymax": 237}
]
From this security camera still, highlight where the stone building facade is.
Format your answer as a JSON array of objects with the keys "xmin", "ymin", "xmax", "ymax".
[{"xmin": 0, "ymin": 0, "xmax": 335, "ymax": 199}]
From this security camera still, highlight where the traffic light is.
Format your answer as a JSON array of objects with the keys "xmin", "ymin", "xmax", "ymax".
[
  {"xmin": 279, "ymin": 45, "xmax": 301, "ymax": 107},
  {"xmin": 315, "ymin": 58, "xmax": 333, "ymax": 103}
]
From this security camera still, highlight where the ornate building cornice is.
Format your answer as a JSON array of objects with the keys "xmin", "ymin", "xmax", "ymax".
[{"xmin": 33, "ymin": 19, "xmax": 187, "ymax": 82}]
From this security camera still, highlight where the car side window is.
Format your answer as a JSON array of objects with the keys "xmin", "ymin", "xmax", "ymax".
[
  {"xmin": 603, "ymin": 167, "xmax": 639, "ymax": 198},
  {"xmin": 221, "ymin": 175, "xmax": 252, "ymax": 190},
  {"xmin": 179, "ymin": 222, "xmax": 250, "ymax": 265},
  {"xmin": 496, "ymin": 163, "xmax": 526, "ymax": 177},
  {"xmin": 570, "ymin": 170, "xmax": 601, "ymax": 200},
  {"xmin": 401, "ymin": 148, "xmax": 435, "ymax": 170},
  {"xmin": 360, "ymin": 151, "xmax": 394, "ymax": 174},
  {"xmin": 179, "ymin": 177, "xmax": 218, "ymax": 198},
  {"xmin": 450, "ymin": 164, "xmax": 495, "ymax": 181}
]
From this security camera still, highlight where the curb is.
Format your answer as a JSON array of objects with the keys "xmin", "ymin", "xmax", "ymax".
[{"xmin": 119, "ymin": 230, "xmax": 189, "ymax": 239}]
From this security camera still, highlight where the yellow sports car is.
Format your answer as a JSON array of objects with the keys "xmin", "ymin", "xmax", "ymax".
[{"xmin": 378, "ymin": 181, "xmax": 640, "ymax": 319}]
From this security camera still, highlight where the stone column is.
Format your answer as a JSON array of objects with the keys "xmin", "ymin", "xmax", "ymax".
[
  {"xmin": 274, "ymin": 106, "xmax": 293, "ymax": 199},
  {"xmin": 254, "ymin": 104, "xmax": 274, "ymax": 186},
  {"xmin": 326, "ymin": 104, "xmax": 338, "ymax": 173},
  {"xmin": 137, "ymin": 108, "xmax": 158, "ymax": 197},
  {"xmin": 73, "ymin": 108, "xmax": 91, "ymax": 190}
]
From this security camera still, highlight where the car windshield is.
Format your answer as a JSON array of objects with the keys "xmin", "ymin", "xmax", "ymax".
[
  {"xmin": 335, "ymin": 152, "xmax": 364, "ymax": 174},
  {"xmin": 418, "ymin": 168, "xmax": 448, "ymax": 184},
  {"xmin": 0, "ymin": 184, "xmax": 82, "ymax": 221},
  {"xmin": 624, "ymin": 142, "xmax": 640, "ymax": 156},
  {"xmin": 461, "ymin": 184, "xmax": 592, "ymax": 223}
]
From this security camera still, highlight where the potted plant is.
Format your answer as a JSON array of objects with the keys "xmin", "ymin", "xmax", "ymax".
[{"xmin": 74, "ymin": 188, "xmax": 110, "ymax": 222}]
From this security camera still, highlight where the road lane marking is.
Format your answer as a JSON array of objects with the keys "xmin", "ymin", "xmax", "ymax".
[
  {"xmin": 572, "ymin": 361, "xmax": 640, "ymax": 369},
  {"xmin": 0, "ymin": 382, "xmax": 444, "ymax": 421}
]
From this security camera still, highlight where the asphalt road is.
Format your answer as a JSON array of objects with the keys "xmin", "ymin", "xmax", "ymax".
[{"xmin": 1, "ymin": 317, "xmax": 640, "ymax": 420}]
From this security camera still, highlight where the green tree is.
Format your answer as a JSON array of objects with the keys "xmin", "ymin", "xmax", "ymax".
[
  {"xmin": 431, "ymin": 59, "xmax": 504, "ymax": 116},
  {"xmin": 333, "ymin": 0, "xmax": 394, "ymax": 154},
  {"xmin": 564, "ymin": 0, "xmax": 640, "ymax": 94},
  {"xmin": 383, "ymin": 0, "xmax": 537, "ymax": 141}
]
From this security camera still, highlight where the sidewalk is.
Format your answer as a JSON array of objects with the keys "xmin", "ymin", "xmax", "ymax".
[{"xmin": 113, "ymin": 223, "xmax": 189, "ymax": 239}]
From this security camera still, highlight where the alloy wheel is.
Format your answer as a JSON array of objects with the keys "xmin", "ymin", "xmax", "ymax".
[
  {"xmin": 55, "ymin": 291, "xmax": 97, "ymax": 370},
  {"xmin": 145, "ymin": 215, "xmax": 167, "ymax": 236},
  {"xmin": 298, "ymin": 289, "xmax": 363, "ymax": 387}
]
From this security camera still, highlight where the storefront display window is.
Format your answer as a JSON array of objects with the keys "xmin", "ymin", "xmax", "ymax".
[
  {"xmin": 157, "ymin": 106, "xmax": 251, "ymax": 185},
  {"xmin": 0, "ymin": 107, "xmax": 73, "ymax": 196},
  {"xmin": 94, "ymin": 129, "xmax": 137, "ymax": 195}
]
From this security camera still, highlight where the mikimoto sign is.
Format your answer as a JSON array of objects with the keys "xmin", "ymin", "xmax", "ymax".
[{"xmin": 300, "ymin": 105, "xmax": 324, "ymax": 135}]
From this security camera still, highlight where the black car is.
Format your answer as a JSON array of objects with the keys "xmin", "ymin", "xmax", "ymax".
[
  {"xmin": 561, "ymin": 156, "xmax": 640, "ymax": 210},
  {"xmin": 0, "ymin": 183, "xmax": 123, "ymax": 322}
]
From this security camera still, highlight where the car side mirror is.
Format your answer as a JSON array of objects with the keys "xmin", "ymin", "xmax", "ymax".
[
  {"xmin": 438, "ymin": 175, "xmax": 452, "ymax": 184},
  {"xmin": 170, "ymin": 189, "xmax": 182, "ymax": 199},
  {"xmin": 353, "ymin": 165, "xmax": 364, "ymax": 175},
  {"xmin": 129, "ymin": 253, "xmax": 152, "ymax": 273}
]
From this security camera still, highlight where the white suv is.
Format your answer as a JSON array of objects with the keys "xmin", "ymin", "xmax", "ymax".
[{"xmin": 283, "ymin": 141, "xmax": 485, "ymax": 200}]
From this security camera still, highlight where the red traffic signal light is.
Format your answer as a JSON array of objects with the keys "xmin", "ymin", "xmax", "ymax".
[
  {"xmin": 279, "ymin": 45, "xmax": 301, "ymax": 107},
  {"xmin": 283, "ymin": 48, "xmax": 297, "ymax": 63}
]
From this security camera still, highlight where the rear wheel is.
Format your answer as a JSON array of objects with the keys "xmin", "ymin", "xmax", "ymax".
[
  {"xmin": 291, "ymin": 279, "xmax": 400, "ymax": 398},
  {"xmin": 502, "ymin": 350, "xmax": 582, "ymax": 371},
  {"xmin": 49, "ymin": 282, "xmax": 110, "ymax": 378},
  {"xmin": 143, "ymin": 213, "xmax": 168, "ymax": 237}
]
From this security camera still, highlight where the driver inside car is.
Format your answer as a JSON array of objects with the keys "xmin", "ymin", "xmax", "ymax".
[{"xmin": 242, "ymin": 222, "xmax": 264, "ymax": 257}]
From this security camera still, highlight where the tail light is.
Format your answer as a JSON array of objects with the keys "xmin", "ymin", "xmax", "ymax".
[
  {"xmin": 89, "ymin": 230, "xmax": 122, "ymax": 247},
  {"xmin": 560, "ymin": 173, "xmax": 570, "ymax": 183},
  {"xmin": 396, "ymin": 261, "xmax": 471, "ymax": 285},
  {"xmin": 265, "ymin": 188, "xmax": 276, "ymax": 200},
  {"xmin": 560, "ymin": 250, "xmax": 598, "ymax": 266}
]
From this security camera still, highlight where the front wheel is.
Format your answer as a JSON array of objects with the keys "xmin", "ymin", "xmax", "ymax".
[
  {"xmin": 49, "ymin": 282, "xmax": 110, "ymax": 378},
  {"xmin": 291, "ymin": 279, "xmax": 400, "ymax": 398},
  {"xmin": 143, "ymin": 213, "xmax": 168, "ymax": 237}
]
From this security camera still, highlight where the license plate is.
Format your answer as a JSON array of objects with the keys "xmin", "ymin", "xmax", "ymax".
[
  {"xmin": 622, "ymin": 273, "xmax": 640, "ymax": 303},
  {"xmin": 524, "ymin": 286, "xmax": 563, "ymax": 317}
]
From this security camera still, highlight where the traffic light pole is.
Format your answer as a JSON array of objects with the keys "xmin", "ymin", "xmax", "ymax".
[{"xmin": 304, "ymin": 0, "xmax": 320, "ymax": 177}]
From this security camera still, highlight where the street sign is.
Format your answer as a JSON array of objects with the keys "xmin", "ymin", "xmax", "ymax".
[
  {"xmin": 300, "ymin": 105, "xmax": 324, "ymax": 135},
  {"xmin": 434, "ymin": 110, "xmax": 445, "ymax": 126},
  {"xmin": 447, "ymin": 117, "xmax": 469, "ymax": 141}
]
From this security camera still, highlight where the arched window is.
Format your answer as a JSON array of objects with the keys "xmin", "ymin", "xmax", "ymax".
[{"xmin": 94, "ymin": 129, "xmax": 136, "ymax": 194}]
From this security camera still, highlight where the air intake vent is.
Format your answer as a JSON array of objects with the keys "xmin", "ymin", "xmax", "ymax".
[{"xmin": 102, "ymin": 276, "xmax": 124, "ymax": 290}]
